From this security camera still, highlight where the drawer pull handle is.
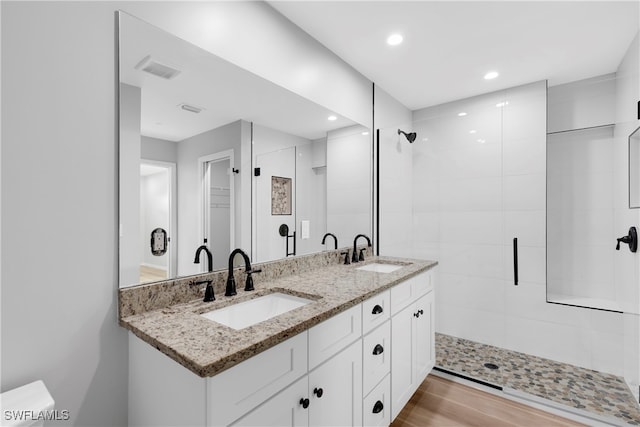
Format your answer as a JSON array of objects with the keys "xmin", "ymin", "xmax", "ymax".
[
  {"xmin": 299, "ymin": 398, "xmax": 310, "ymax": 409},
  {"xmin": 372, "ymin": 304, "xmax": 383, "ymax": 315},
  {"xmin": 372, "ymin": 400, "xmax": 384, "ymax": 414},
  {"xmin": 313, "ymin": 387, "xmax": 324, "ymax": 398},
  {"xmin": 372, "ymin": 344, "xmax": 384, "ymax": 355}
]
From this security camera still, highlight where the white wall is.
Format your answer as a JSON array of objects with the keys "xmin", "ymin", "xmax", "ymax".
[
  {"xmin": 614, "ymin": 31, "xmax": 640, "ymax": 400},
  {"xmin": 2, "ymin": 3, "xmax": 128, "ymax": 426},
  {"xmin": 547, "ymin": 75, "xmax": 618, "ymax": 307},
  {"xmin": 119, "ymin": 83, "xmax": 142, "ymax": 288},
  {"xmin": 547, "ymin": 73, "xmax": 616, "ymax": 133},
  {"xmin": 141, "ymin": 135, "xmax": 177, "ymax": 164}
]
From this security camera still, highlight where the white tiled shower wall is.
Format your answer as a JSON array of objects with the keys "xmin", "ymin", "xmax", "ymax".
[{"xmin": 398, "ymin": 32, "xmax": 640, "ymax": 384}]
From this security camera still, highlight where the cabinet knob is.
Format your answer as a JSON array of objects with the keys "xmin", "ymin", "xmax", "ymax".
[
  {"xmin": 372, "ymin": 344, "xmax": 384, "ymax": 355},
  {"xmin": 413, "ymin": 312, "xmax": 420, "ymax": 318},
  {"xmin": 419, "ymin": 309, "xmax": 424, "ymax": 315},
  {"xmin": 313, "ymin": 387, "xmax": 324, "ymax": 398},
  {"xmin": 299, "ymin": 398, "xmax": 310, "ymax": 409},
  {"xmin": 372, "ymin": 304, "xmax": 383, "ymax": 315},
  {"xmin": 372, "ymin": 400, "xmax": 384, "ymax": 414}
]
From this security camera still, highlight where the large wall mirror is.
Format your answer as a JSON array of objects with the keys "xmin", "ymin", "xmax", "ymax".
[{"xmin": 118, "ymin": 12, "xmax": 372, "ymax": 288}]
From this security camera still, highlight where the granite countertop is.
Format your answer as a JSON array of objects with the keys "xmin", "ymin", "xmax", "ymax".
[{"xmin": 120, "ymin": 256, "xmax": 437, "ymax": 377}]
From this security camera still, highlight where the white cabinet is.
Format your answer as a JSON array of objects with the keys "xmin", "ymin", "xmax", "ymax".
[
  {"xmin": 234, "ymin": 339, "xmax": 363, "ymax": 427},
  {"xmin": 390, "ymin": 289, "xmax": 435, "ymax": 421},
  {"xmin": 232, "ymin": 376, "xmax": 309, "ymax": 427},
  {"xmin": 309, "ymin": 340, "xmax": 363, "ymax": 427},
  {"xmin": 207, "ymin": 332, "xmax": 308, "ymax": 426},
  {"xmin": 128, "ymin": 266, "xmax": 436, "ymax": 427}
]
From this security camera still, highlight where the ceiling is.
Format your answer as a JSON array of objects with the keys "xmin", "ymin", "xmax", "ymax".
[
  {"xmin": 119, "ymin": 12, "xmax": 357, "ymax": 142},
  {"xmin": 269, "ymin": 1, "xmax": 639, "ymax": 111}
]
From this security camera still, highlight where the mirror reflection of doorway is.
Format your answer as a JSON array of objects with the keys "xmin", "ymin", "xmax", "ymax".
[
  {"xmin": 200, "ymin": 150, "xmax": 234, "ymax": 270},
  {"xmin": 139, "ymin": 161, "xmax": 176, "ymax": 283}
]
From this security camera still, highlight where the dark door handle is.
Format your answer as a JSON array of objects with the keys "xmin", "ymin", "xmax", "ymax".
[
  {"xmin": 299, "ymin": 398, "xmax": 309, "ymax": 409},
  {"xmin": 372, "ymin": 304, "xmax": 383, "ymax": 315},
  {"xmin": 313, "ymin": 387, "xmax": 323, "ymax": 398},
  {"xmin": 372, "ymin": 400, "xmax": 384, "ymax": 414},
  {"xmin": 372, "ymin": 344, "xmax": 384, "ymax": 355},
  {"xmin": 513, "ymin": 237, "xmax": 519, "ymax": 286}
]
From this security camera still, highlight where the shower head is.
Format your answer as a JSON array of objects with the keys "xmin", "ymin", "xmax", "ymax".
[{"xmin": 398, "ymin": 129, "xmax": 417, "ymax": 143}]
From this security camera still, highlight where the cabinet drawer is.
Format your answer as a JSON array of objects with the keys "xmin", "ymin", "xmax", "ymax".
[
  {"xmin": 206, "ymin": 332, "xmax": 308, "ymax": 426},
  {"xmin": 362, "ymin": 321, "xmax": 390, "ymax": 395},
  {"xmin": 390, "ymin": 270, "xmax": 433, "ymax": 315},
  {"xmin": 363, "ymin": 374, "xmax": 390, "ymax": 427},
  {"xmin": 309, "ymin": 304, "xmax": 362, "ymax": 370},
  {"xmin": 362, "ymin": 290, "xmax": 390, "ymax": 335}
]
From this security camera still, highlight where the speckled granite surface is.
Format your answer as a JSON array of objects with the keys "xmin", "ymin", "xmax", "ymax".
[
  {"xmin": 119, "ymin": 247, "xmax": 373, "ymax": 318},
  {"xmin": 437, "ymin": 333, "xmax": 640, "ymax": 426},
  {"xmin": 119, "ymin": 252, "xmax": 436, "ymax": 377}
]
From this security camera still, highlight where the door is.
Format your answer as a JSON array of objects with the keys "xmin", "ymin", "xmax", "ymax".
[
  {"xmin": 200, "ymin": 150, "xmax": 235, "ymax": 271},
  {"xmin": 308, "ymin": 340, "xmax": 362, "ymax": 427}
]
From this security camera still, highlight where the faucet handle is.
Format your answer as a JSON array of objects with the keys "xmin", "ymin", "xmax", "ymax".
[
  {"xmin": 340, "ymin": 251, "xmax": 350, "ymax": 265},
  {"xmin": 195, "ymin": 280, "xmax": 215, "ymax": 302}
]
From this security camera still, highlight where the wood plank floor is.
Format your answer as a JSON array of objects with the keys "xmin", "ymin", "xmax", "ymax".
[
  {"xmin": 139, "ymin": 265, "xmax": 167, "ymax": 283},
  {"xmin": 391, "ymin": 375, "xmax": 585, "ymax": 427}
]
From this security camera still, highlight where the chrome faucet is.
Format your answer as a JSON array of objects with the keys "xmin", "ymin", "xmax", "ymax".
[
  {"xmin": 225, "ymin": 248, "xmax": 261, "ymax": 296},
  {"xmin": 352, "ymin": 234, "xmax": 372, "ymax": 263},
  {"xmin": 194, "ymin": 245, "xmax": 213, "ymax": 272},
  {"xmin": 321, "ymin": 233, "xmax": 338, "ymax": 250}
]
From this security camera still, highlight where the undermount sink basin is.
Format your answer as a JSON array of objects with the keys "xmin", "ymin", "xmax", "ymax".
[
  {"xmin": 356, "ymin": 263, "xmax": 404, "ymax": 273},
  {"xmin": 201, "ymin": 292, "xmax": 312, "ymax": 330}
]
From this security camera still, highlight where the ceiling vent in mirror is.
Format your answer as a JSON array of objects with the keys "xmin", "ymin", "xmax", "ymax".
[
  {"xmin": 178, "ymin": 103, "xmax": 204, "ymax": 114},
  {"xmin": 134, "ymin": 55, "xmax": 181, "ymax": 80}
]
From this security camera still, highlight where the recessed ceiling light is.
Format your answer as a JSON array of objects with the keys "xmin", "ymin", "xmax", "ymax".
[
  {"xmin": 362, "ymin": 131, "xmax": 370, "ymax": 136},
  {"xmin": 484, "ymin": 71, "xmax": 499, "ymax": 80},
  {"xmin": 477, "ymin": 138, "xmax": 486, "ymax": 144},
  {"xmin": 496, "ymin": 101, "xmax": 509, "ymax": 108},
  {"xmin": 387, "ymin": 33, "xmax": 403, "ymax": 46},
  {"xmin": 458, "ymin": 112, "xmax": 467, "ymax": 117},
  {"xmin": 469, "ymin": 130, "xmax": 477, "ymax": 134},
  {"xmin": 328, "ymin": 115, "xmax": 337, "ymax": 121}
]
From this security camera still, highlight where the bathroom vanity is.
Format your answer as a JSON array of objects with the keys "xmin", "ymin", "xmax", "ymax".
[{"xmin": 121, "ymin": 254, "xmax": 437, "ymax": 426}]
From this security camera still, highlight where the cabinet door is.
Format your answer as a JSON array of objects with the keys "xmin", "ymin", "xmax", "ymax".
[
  {"xmin": 414, "ymin": 291, "xmax": 434, "ymax": 384},
  {"xmin": 308, "ymin": 340, "xmax": 362, "ymax": 427},
  {"xmin": 231, "ymin": 376, "xmax": 309, "ymax": 427},
  {"xmin": 390, "ymin": 303, "xmax": 415, "ymax": 421}
]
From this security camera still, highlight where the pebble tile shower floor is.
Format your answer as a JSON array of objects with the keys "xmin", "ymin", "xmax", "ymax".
[{"xmin": 436, "ymin": 333, "xmax": 640, "ymax": 426}]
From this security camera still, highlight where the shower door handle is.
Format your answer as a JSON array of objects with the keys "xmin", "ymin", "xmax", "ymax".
[{"xmin": 513, "ymin": 237, "xmax": 519, "ymax": 286}]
